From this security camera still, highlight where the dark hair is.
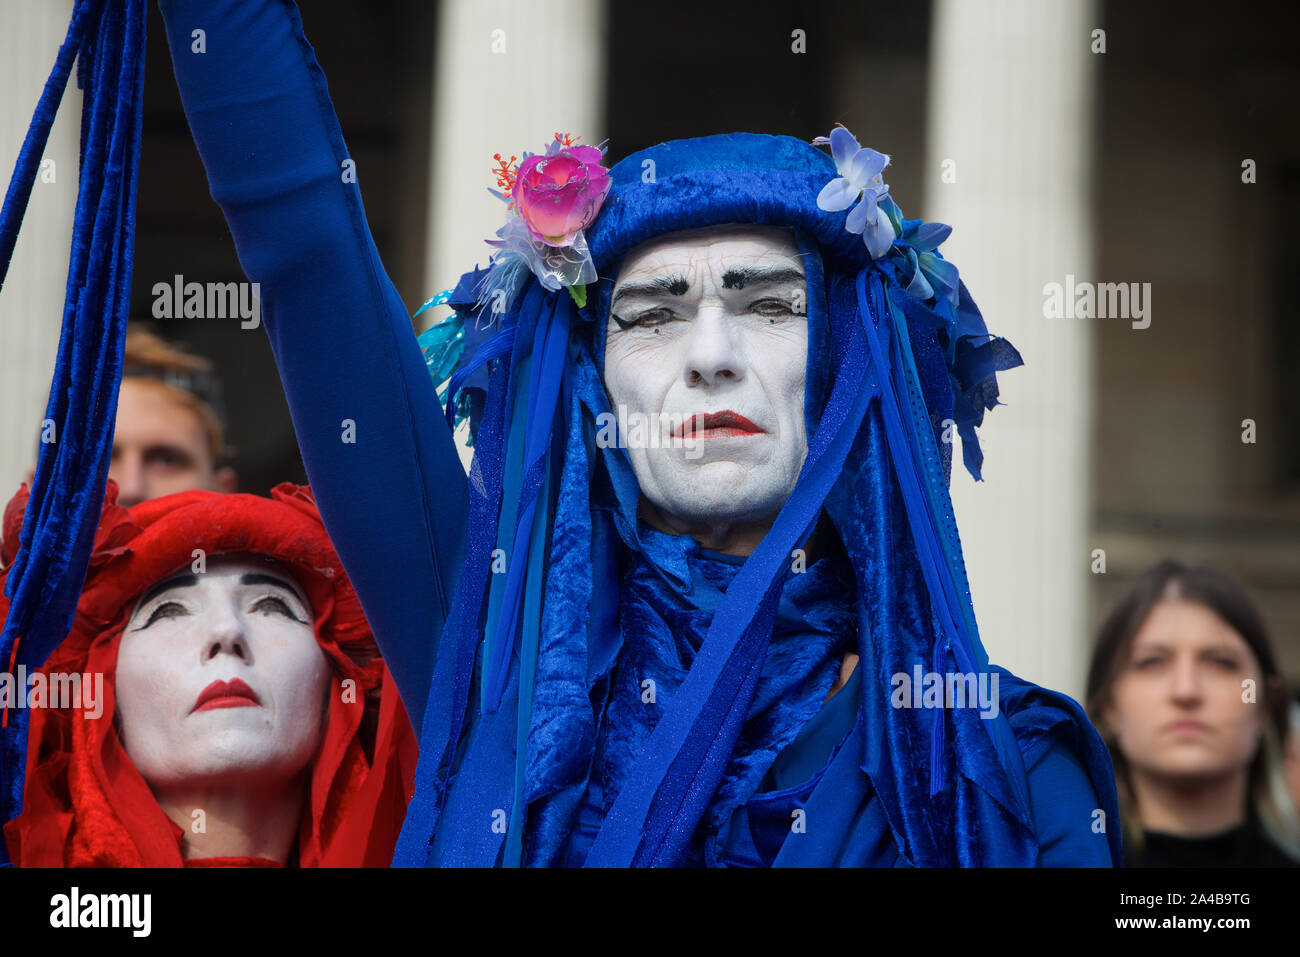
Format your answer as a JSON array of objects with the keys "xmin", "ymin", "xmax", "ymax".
[{"xmin": 1085, "ymin": 559, "xmax": 1299, "ymax": 857}]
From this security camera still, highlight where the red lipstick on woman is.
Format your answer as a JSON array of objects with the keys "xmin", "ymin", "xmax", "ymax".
[{"xmin": 192, "ymin": 678, "xmax": 261, "ymax": 713}]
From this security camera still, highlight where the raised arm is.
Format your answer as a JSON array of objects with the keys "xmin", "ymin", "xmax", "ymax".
[{"xmin": 157, "ymin": 0, "xmax": 469, "ymax": 733}]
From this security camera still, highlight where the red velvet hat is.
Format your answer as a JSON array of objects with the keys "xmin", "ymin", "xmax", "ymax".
[{"xmin": 0, "ymin": 480, "xmax": 416, "ymax": 867}]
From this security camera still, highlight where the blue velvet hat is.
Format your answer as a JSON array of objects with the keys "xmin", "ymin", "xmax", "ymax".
[
  {"xmin": 391, "ymin": 128, "xmax": 1116, "ymax": 868},
  {"xmin": 584, "ymin": 131, "xmax": 1016, "ymax": 481}
]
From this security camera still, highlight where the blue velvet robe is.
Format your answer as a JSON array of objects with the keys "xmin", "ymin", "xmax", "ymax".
[{"xmin": 154, "ymin": 0, "xmax": 1122, "ymax": 867}]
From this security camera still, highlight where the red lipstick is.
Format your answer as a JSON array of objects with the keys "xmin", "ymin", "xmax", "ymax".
[
  {"xmin": 677, "ymin": 410, "xmax": 763, "ymax": 438},
  {"xmin": 192, "ymin": 678, "xmax": 261, "ymax": 713}
]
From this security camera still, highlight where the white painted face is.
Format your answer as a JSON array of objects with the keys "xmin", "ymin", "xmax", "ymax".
[
  {"xmin": 115, "ymin": 554, "xmax": 331, "ymax": 792},
  {"xmin": 602, "ymin": 225, "xmax": 809, "ymax": 537}
]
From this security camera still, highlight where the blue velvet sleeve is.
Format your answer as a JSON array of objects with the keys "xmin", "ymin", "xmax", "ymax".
[
  {"xmin": 1023, "ymin": 728, "xmax": 1116, "ymax": 867},
  {"xmin": 156, "ymin": 0, "xmax": 469, "ymax": 735}
]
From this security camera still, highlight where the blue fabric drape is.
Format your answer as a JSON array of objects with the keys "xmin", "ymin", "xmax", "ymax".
[
  {"xmin": 394, "ymin": 134, "xmax": 1122, "ymax": 867},
  {"xmin": 0, "ymin": 0, "xmax": 146, "ymax": 863}
]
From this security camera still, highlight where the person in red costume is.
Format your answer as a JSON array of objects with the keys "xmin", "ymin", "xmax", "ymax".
[{"xmin": 0, "ymin": 481, "xmax": 416, "ymax": 867}]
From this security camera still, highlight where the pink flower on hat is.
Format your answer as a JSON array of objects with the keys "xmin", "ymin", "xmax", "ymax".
[{"xmin": 511, "ymin": 135, "xmax": 611, "ymax": 247}]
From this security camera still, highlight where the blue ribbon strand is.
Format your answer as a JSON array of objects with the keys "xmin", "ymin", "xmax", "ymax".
[
  {"xmin": 481, "ymin": 292, "xmax": 572, "ymax": 713},
  {"xmin": 583, "ymin": 282, "xmax": 881, "ymax": 867},
  {"xmin": 855, "ymin": 269, "xmax": 1027, "ymax": 812},
  {"xmin": 0, "ymin": 0, "xmax": 147, "ymax": 864}
]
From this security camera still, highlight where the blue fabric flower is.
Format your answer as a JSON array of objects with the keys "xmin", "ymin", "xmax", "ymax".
[
  {"xmin": 813, "ymin": 125, "xmax": 896, "ymax": 259},
  {"xmin": 893, "ymin": 215, "xmax": 961, "ymax": 310}
]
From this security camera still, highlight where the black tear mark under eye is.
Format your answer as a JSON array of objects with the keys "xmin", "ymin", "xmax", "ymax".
[{"xmin": 610, "ymin": 311, "xmax": 668, "ymax": 334}]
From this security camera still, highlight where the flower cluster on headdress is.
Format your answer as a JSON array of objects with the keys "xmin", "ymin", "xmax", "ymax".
[
  {"xmin": 417, "ymin": 133, "xmax": 610, "ymax": 443},
  {"xmin": 478, "ymin": 133, "xmax": 612, "ymax": 314},
  {"xmin": 415, "ymin": 125, "xmax": 1014, "ymax": 461},
  {"xmin": 814, "ymin": 123, "xmax": 959, "ymax": 309},
  {"xmin": 813, "ymin": 123, "xmax": 1024, "ymax": 482}
]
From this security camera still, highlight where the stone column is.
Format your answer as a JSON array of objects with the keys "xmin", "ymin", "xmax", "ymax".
[
  {"xmin": 0, "ymin": 0, "xmax": 81, "ymax": 500},
  {"xmin": 924, "ymin": 0, "xmax": 1100, "ymax": 698},
  {"xmin": 421, "ymin": 0, "xmax": 606, "ymax": 469},
  {"xmin": 423, "ymin": 0, "xmax": 606, "ymax": 305}
]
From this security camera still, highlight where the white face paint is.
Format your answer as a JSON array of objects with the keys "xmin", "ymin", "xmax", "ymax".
[
  {"xmin": 603, "ymin": 225, "xmax": 809, "ymax": 543},
  {"xmin": 115, "ymin": 554, "xmax": 331, "ymax": 792}
]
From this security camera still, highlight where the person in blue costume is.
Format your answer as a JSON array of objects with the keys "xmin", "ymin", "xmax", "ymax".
[{"xmin": 155, "ymin": 0, "xmax": 1122, "ymax": 867}]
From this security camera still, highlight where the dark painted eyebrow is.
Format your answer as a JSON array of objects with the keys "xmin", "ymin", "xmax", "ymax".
[
  {"xmin": 720, "ymin": 266, "xmax": 806, "ymax": 290},
  {"xmin": 611, "ymin": 274, "xmax": 690, "ymax": 308},
  {"xmin": 133, "ymin": 571, "xmax": 305, "ymax": 613},
  {"xmin": 135, "ymin": 573, "xmax": 199, "ymax": 611},
  {"xmin": 239, "ymin": 572, "xmax": 305, "ymax": 604}
]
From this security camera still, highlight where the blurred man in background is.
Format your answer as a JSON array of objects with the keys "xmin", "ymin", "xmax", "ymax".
[
  {"xmin": 21, "ymin": 328, "xmax": 236, "ymax": 508},
  {"xmin": 109, "ymin": 329, "xmax": 236, "ymax": 505}
]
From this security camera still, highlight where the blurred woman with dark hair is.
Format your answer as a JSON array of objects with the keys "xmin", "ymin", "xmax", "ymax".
[{"xmin": 1086, "ymin": 559, "xmax": 1300, "ymax": 866}]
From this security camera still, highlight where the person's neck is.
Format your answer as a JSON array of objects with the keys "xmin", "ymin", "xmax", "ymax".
[
  {"xmin": 1130, "ymin": 766, "xmax": 1250, "ymax": 838},
  {"xmin": 156, "ymin": 777, "xmax": 306, "ymax": 864},
  {"xmin": 639, "ymin": 498, "xmax": 828, "ymax": 562}
]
